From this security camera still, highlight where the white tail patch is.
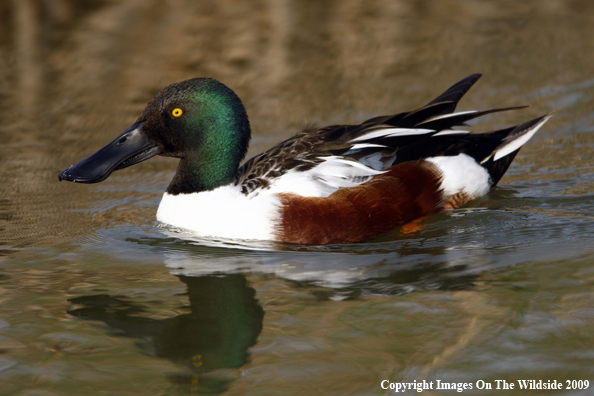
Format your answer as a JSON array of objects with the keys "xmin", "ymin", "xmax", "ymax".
[{"xmin": 427, "ymin": 154, "xmax": 491, "ymax": 198}]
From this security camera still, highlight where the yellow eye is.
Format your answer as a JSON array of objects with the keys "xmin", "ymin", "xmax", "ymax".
[{"xmin": 171, "ymin": 108, "xmax": 183, "ymax": 117}]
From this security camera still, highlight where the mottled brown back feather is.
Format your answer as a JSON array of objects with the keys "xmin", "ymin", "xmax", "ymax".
[{"xmin": 276, "ymin": 160, "xmax": 444, "ymax": 244}]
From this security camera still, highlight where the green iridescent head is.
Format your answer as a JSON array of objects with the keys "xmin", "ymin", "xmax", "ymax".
[{"xmin": 138, "ymin": 78, "xmax": 251, "ymax": 194}]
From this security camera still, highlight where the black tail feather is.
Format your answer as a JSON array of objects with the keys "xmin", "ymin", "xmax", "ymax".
[
  {"xmin": 480, "ymin": 151, "xmax": 520, "ymax": 188},
  {"xmin": 492, "ymin": 114, "xmax": 551, "ymax": 153},
  {"xmin": 416, "ymin": 105, "xmax": 528, "ymax": 131},
  {"xmin": 362, "ymin": 74, "xmax": 483, "ymax": 129},
  {"xmin": 471, "ymin": 115, "xmax": 551, "ymax": 187},
  {"xmin": 422, "ymin": 74, "xmax": 482, "ymax": 113}
]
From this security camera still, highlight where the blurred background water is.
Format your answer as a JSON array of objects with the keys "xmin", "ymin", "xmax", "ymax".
[{"xmin": 1, "ymin": 0, "xmax": 594, "ymax": 395}]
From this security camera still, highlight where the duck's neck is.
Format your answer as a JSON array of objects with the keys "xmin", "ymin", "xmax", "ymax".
[{"xmin": 167, "ymin": 155, "xmax": 237, "ymax": 195}]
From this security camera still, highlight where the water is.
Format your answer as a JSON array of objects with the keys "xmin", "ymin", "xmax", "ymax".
[{"xmin": 1, "ymin": 0, "xmax": 594, "ymax": 394}]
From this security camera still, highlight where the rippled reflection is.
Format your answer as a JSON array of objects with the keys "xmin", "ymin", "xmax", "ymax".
[{"xmin": 68, "ymin": 274, "xmax": 263, "ymax": 393}]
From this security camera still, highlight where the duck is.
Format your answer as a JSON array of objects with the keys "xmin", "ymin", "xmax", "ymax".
[{"xmin": 59, "ymin": 74, "xmax": 549, "ymax": 245}]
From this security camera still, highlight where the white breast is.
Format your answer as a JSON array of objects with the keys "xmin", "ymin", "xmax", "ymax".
[{"xmin": 156, "ymin": 184, "xmax": 282, "ymax": 240}]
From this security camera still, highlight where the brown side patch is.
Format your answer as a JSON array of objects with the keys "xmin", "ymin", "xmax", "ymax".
[{"xmin": 276, "ymin": 160, "xmax": 445, "ymax": 245}]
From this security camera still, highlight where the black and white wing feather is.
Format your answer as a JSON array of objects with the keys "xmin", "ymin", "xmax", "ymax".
[{"xmin": 236, "ymin": 74, "xmax": 546, "ymax": 196}]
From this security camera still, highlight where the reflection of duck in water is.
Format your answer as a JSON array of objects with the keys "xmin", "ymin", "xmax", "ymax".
[
  {"xmin": 68, "ymin": 274, "xmax": 263, "ymax": 393},
  {"xmin": 60, "ymin": 74, "xmax": 548, "ymax": 244}
]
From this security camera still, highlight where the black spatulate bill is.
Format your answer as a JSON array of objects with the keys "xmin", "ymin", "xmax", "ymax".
[{"xmin": 59, "ymin": 122, "xmax": 159, "ymax": 183}]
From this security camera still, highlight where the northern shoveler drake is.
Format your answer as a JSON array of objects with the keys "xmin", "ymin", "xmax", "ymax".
[{"xmin": 59, "ymin": 74, "xmax": 549, "ymax": 245}]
